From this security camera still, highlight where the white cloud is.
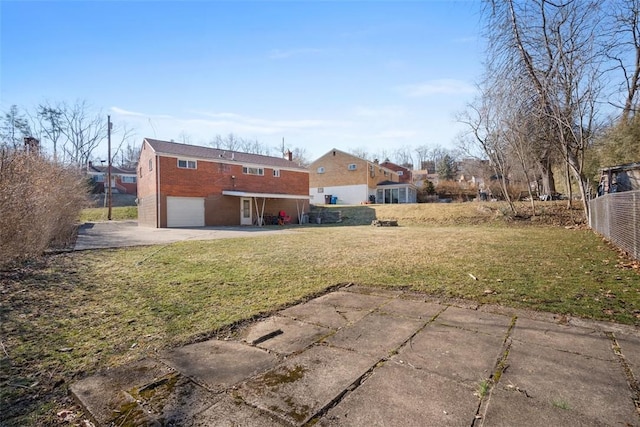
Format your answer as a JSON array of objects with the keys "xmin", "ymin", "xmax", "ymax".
[{"xmin": 397, "ymin": 79, "xmax": 476, "ymax": 97}]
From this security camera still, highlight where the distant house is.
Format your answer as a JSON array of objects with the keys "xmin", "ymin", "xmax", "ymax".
[
  {"xmin": 87, "ymin": 162, "xmax": 138, "ymax": 195},
  {"xmin": 137, "ymin": 138, "xmax": 309, "ymax": 228},
  {"xmin": 597, "ymin": 162, "xmax": 640, "ymax": 195},
  {"xmin": 308, "ymin": 148, "xmax": 417, "ymax": 204},
  {"xmin": 380, "ymin": 160, "xmax": 413, "ymax": 183}
]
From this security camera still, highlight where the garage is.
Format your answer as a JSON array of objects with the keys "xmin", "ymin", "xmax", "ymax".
[{"xmin": 166, "ymin": 196, "xmax": 205, "ymax": 227}]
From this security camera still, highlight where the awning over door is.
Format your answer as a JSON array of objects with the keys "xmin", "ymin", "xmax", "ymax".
[{"xmin": 221, "ymin": 191, "xmax": 310, "ymax": 226}]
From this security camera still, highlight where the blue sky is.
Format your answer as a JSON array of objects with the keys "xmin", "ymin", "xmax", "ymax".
[{"xmin": 1, "ymin": 0, "xmax": 485, "ymax": 162}]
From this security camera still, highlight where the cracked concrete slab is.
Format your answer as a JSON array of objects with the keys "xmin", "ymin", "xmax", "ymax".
[
  {"xmin": 435, "ymin": 306, "xmax": 513, "ymax": 337},
  {"xmin": 161, "ymin": 340, "xmax": 278, "ymax": 392},
  {"xmin": 236, "ymin": 344, "xmax": 379, "ymax": 426},
  {"xmin": 320, "ymin": 361, "xmax": 479, "ymax": 427},
  {"xmin": 280, "ymin": 300, "xmax": 369, "ymax": 329},
  {"xmin": 511, "ymin": 317, "xmax": 615, "ymax": 360},
  {"xmin": 309, "ymin": 290, "xmax": 391, "ymax": 311},
  {"xmin": 186, "ymin": 394, "xmax": 286, "ymax": 427},
  {"xmin": 70, "ymin": 287, "xmax": 640, "ymax": 427},
  {"xmin": 240, "ymin": 315, "xmax": 331, "ymax": 355},
  {"xmin": 324, "ymin": 312, "xmax": 425, "ymax": 358},
  {"xmin": 498, "ymin": 340, "xmax": 638, "ymax": 426},
  {"xmin": 395, "ymin": 322, "xmax": 506, "ymax": 386},
  {"xmin": 70, "ymin": 358, "xmax": 177, "ymax": 426},
  {"xmin": 614, "ymin": 331, "xmax": 640, "ymax": 376}
]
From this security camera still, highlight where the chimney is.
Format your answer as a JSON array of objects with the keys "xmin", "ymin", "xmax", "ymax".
[{"xmin": 285, "ymin": 149, "xmax": 293, "ymax": 161}]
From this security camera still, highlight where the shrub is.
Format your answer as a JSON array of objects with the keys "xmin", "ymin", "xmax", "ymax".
[{"xmin": 0, "ymin": 150, "xmax": 90, "ymax": 267}]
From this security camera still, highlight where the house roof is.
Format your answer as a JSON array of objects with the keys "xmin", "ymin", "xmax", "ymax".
[
  {"xmin": 144, "ymin": 138, "xmax": 307, "ymax": 170},
  {"xmin": 376, "ymin": 180, "xmax": 416, "ymax": 188},
  {"xmin": 88, "ymin": 163, "xmax": 136, "ymax": 175}
]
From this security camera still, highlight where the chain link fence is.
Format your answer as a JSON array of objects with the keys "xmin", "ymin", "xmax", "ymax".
[{"xmin": 589, "ymin": 190, "xmax": 640, "ymax": 261}]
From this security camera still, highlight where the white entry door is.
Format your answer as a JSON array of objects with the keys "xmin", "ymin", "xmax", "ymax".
[{"xmin": 240, "ymin": 198, "xmax": 252, "ymax": 225}]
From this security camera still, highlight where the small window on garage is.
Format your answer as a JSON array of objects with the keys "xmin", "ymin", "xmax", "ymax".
[
  {"xmin": 397, "ymin": 171, "xmax": 404, "ymax": 176},
  {"xmin": 317, "ymin": 166, "xmax": 325, "ymax": 174},
  {"xmin": 148, "ymin": 159, "xmax": 153, "ymax": 171},
  {"xmin": 273, "ymin": 169, "xmax": 281, "ymax": 177},
  {"xmin": 178, "ymin": 159, "xmax": 197, "ymax": 169},
  {"xmin": 348, "ymin": 163, "xmax": 357, "ymax": 171}
]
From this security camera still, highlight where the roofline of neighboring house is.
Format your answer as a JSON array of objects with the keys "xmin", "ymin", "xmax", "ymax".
[
  {"xmin": 600, "ymin": 162, "xmax": 640, "ymax": 173},
  {"xmin": 143, "ymin": 138, "xmax": 308, "ymax": 173},
  {"xmin": 314, "ymin": 147, "xmax": 399, "ymax": 176}
]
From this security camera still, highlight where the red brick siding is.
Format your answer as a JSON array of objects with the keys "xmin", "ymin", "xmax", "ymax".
[{"xmin": 139, "ymin": 148, "xmax": 308, "ymax": 227}]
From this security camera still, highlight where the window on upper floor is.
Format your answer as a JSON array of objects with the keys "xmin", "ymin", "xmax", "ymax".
[
  {"xmin": 273, "ymin": 169, "xmax": 281, "ymax": 177},
  {"xmin": 397, "ymin": 171, "xmax": 404, "ymax": 176},
  {"xmin": 243, "ymin": 166, "xmax": 264, "ymax": 176},
  {"xmin": 348, "ymin": 163, "xmax": 357, "ymax": 171},
  {"xmin": 317, "ymin": 166, "xmax": 325, "ymax": 174},
  {"xmin": 148, "ymin": 159, "xmax": 153, "ymax": 171},
  {"xmin": 178, "ymin": 159, "xmax": 197, "ymax": 169}
]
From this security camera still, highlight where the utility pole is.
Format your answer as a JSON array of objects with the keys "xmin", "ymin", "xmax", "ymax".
[{"xmin": 107, "ymin": 115, "xmax": 113, "ymax": 221}]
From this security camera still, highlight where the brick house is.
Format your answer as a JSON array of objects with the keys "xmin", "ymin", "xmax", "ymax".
[
  {"xmin": 137, "ymin": 138, "xmax": 309, "ymax": 227},
  {"xmin": 308, "ymin": 148, "xmax": 417, "ymax": 204},
  {"xmin": 379, "ymin": 160, "xmax": 413, "ymax": 183},
  {"xmin": 87, "ymin": 162, "xmax": 138, "ymax": 195}
]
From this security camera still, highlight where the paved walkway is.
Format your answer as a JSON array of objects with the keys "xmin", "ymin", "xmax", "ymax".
[
  {"xmin": 74, "ymin": 221, "xmax": 294, "ymax": 250},
  {"xmin": 71, "ymin": 286, "xmax": 640, "ymax": 426}
]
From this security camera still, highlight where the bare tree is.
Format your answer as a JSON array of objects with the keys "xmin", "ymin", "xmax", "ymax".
[
  {"xmin": 483, "ymin": 0, "xmax": 604, "ymax": 218},
  {"xmin": 606, "ymin": 0, "xmax": 640, "ymax": 123},
  {"xmin": 392, "ymin": 146, "xmax": 414, "ymax": 169},
  {"xmin": 1, "ymin": 105, "xmax": 32, "ymax": 150},
  {"xmin": 458, "ymin": 83, "xmax": 517, "ymax": 214},
  {"xmin": 36, "ymin": 104, "xmax": 63, "ymax": 162},
  {"xmin": 56, "ymin": 100, "xmax": 107, "ymax": 166}
]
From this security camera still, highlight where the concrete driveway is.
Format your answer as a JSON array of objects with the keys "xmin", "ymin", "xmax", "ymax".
[{"xmin": 74, "ymin": 221, "xmax": 295, "ymax": 250}]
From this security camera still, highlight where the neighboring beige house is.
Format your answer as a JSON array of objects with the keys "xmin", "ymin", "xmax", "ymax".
[{"xmin": 309, "ymin": 148, "xmax": 416, "ymax": 204}]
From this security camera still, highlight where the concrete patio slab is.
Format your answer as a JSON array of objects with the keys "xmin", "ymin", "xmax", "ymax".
[
  {"xmin": 377, "ymin": 297, "xmax": 443, "ymax": 320},
  {"xmin": 511, "ymin": 316, "xmax": 615, "ymax": 360},
  {"xmin": 498, "ymin": 341, "xmax": 638, "ymax": 426},
  {"xmin": 240, "ymin": 315, "xmax": 331, "ymax": 355},
  {"xmin": 480, "ymin": 387, "xmax": 608, "ymax": 427},
  {"xmin": 161, "ymin": 340, "xmax": 277, "ymax": 392},
  {"xmin": 617, "ymin": 331, "xmax": 640, "ymax": 376},
  {"xmin": 187, "ymin": 394, "xmax": 285, "ymax": 427},
  {"xmin": 70, "ymin": 358, "xmax": 176, "ymax": 425},
  {"xmin": 280, "ymin": 300, "xmax": 369, "ymax": 329},
  {"xmin": 396, "ymin": 322, "xmax": 505, "ymax": 386},
  {"xmin": 236, "ymin": 344, "xmax": 379, "ymax": 426},
  {"xmin": 320, "ymin": 361, "xmax": 480, "ymax": 427},
  {"xmin": 308, "ymin": 290, "xmax": 391, "ymax": 311},
  {"xmin": 435, "ymin": 306, "xmax": 513, "ymax": 338},
  {"xmin": 324, "ymin": 312, "xmax": 425, "ymax": 358},
  {"xmin": 70, "ymin": 286, "xmax": 640, "ymax": 427}
]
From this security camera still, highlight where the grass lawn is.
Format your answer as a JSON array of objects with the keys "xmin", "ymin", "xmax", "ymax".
[
  {"xmin": 79, "ymin": 206, "xmax": 138, "ymax": 222},
  {"xmin": 1, "ymin": 202, "xmax": 638, "ymax": 425}
]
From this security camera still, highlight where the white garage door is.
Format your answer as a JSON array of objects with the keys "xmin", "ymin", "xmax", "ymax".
[{"xmin": 166, "ymin": 196, "xmax": 205, "ymax": 227}]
